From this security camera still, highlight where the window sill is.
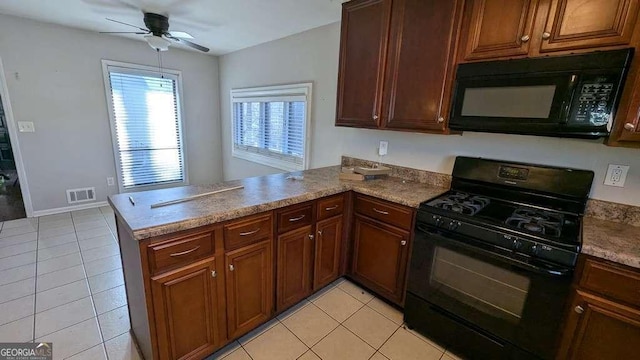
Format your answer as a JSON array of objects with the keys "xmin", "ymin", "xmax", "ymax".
[{"xmin": 232, "ymin": 150, "xmax": 304, "ymax": 172}]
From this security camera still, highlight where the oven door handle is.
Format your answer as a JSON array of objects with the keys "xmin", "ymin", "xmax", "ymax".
[{"xmin": 417, "ymin": 224, "xmax": 573, "ymax": 278}]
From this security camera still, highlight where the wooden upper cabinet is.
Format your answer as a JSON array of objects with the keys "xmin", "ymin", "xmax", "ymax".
[
  {"xmin": 381, "ymin": 0, "xmax": 462, "ymax": 131},
  {"xmin": 460, "ymin": 0, "xmax": 539, "ymax": 61},
  {"xmin": 276, "ymin": 226, "xmax": 314, "ymax": 311},
  {"xmin": 335, "ymin": 0, "xmax": 392, "ymax": 128},
  {"xmin": 539, "ymin": 0, "xmax": 640, "ymax": 53},
  {"xmin": 151, "ymin": 258, "xmax": 221, "ymax": 360},
  {"xmin": 557, "ymin": 289, "xmax": 640, "ymax": 359},
  {"xmin": 314, "ymin": 216, "xmax": 343, "ymax": 290},
  {"xmin": 225, "ymin": 240, "xmax": 273, "ymax": 339}
]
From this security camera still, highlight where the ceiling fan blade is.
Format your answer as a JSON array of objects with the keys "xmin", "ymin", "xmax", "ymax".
[
  {"xmin": 100, "ymin": 31, "xmax": 149, "ymax": 34},
  {"xmin": 106, "ymin": 18, "xmax": 148, "ymax": 32},
  {"xmin": 166, "ymin": 36, "xmax": 209, "ymax": 53},
  {"xmin": 168, "ymin": 31, "xmax": 194, "ymax": 39}
]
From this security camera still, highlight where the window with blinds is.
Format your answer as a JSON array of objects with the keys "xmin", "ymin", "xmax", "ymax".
[
  {"xmin": 231, "ymin": 83, "xmax": 312, "ymax": 171},
  {"xmin": 102, "ymin": 61, "xmax": 186, "ymax": 191}
]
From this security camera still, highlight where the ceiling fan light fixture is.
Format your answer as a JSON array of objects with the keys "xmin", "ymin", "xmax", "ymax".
[{"xmin": 144, "ymin": 35, "xmax": 171, "ymax": 51}]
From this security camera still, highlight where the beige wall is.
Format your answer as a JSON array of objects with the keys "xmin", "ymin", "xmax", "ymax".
[
  {"xmin": 0, "ymin": 14, "xmax": 223, "ymax": 213},
  {"xmin": 220, "ymin": 21, "xmax": 640, "ymax": 206}
]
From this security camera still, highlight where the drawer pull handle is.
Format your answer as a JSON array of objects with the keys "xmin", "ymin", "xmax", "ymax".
[
  {"xmin": 309, "ymin": 234, "xmax": 315, "ymax": 240},
  {"xmin": 229, "ymin": 264, "xmax": 235, "ymax": 271},
  {"xmin": 373, "ymin": 208, "xmax": 389, "ymax": 215},
  {"xmin": 325, "ymin": 205, "xmax": 339, "ymax": 211},
  {"xmin": 239, "ymin": 228, "xmax": 260, "ymax": 236},
  {"xmin": 289, "ymin": 214, "xmax": 306, "ymax": 222},
  {"xmin": 401, "ymin": 240, "xmax": 407, "ymax": 246},
  {"xmin": 624, "ymin": 123, "xmax": 636, "ymax": 131},
  {"xmin": 169, "ymin": 246, "xmax": 201, "ymax": 257},
  {"xmin": 574, "ymin": 305, "xmax": 584, "ymax": 314},
  {"xmin": 211, "ymin": 270, "xmax": 217, "ymax": 278}
]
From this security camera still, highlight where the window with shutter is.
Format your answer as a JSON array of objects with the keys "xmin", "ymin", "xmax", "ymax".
[
  {"xmin": 231, "ymin": 83, "xmax": 312, "ymax": 171},
  {"xmin": 102, "ymin": 61, "xmax": 187, "ymax": 192}
]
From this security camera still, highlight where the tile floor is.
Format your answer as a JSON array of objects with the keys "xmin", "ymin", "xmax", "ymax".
[
  {"xmin": 0, "ymin": 207, "xmax": 465, "ymax": 360},
  {"xmin": 206, "ymin": 279, "xmax": 464, "ymax": 360}
]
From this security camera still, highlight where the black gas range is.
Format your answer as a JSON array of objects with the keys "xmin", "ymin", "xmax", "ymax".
[{"xmin": 405, "ymin": 157, "xmax": 594, "ymax": 360}]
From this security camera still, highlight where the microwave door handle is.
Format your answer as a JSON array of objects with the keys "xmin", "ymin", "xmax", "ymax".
[{"xmin": 560, "ymin": 74, "xmax": 579, "ymax": 123}]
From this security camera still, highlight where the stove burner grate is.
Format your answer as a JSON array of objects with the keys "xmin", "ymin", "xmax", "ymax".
[
  {"xmin": 506, "ymin": 208, "xmax": 564, "ymax": 237},
  {"xmin": 429, "ymin": 192, "xmax": 490, "ymax": 216}
]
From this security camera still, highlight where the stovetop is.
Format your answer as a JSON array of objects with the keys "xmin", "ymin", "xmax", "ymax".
[{"xmin": 421, "ymin": 190, "xmax": 581, "ymax": 247}]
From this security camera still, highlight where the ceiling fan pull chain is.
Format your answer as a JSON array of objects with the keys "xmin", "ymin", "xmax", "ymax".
[{"xmin": 157, "ymin": 49, "xmax": 165, "ymax": 81}]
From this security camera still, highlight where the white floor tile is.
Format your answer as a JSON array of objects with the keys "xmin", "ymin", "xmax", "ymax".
[
  {"xmin": 36, "ymin": 265, "xmax": 86, "ymax": 293},
  {"xmin": 37, "ymin": 233, "xmax": 77, "ymax": 249},
  {"xmin": 242, "ymin": 323, "xmax": 307, "ymax": 360},
  {"xmin": 38, "ymin": 213, "xmax": 71, "ymax": 224},
  {"xmin": 0, "ymin": 294, "xmax": 34, "ymax": 326},
  {"xmin": 0, "ymin": 232, "xmax": 37, "ymax": 249},
  {"xmin": 38, "ymin": 219, "xmax": 74, "ymax": 231},
  {"xmin": 76, "ymin": 227, "xmax": 112, "ymax": 241},
  {"xmin": 0, "ymin": 240, "xmax": 37, "ymax": 258},
  {"xmin": 36, "ymin": 242, "xmax": 79, "ymax": 261},
  {"xmin": 104, "ymin": 332, "xmax": 142, "ymax": 360},
  {"xmin": 312, "ymin": 287, "xmax": 364, "ymax": 322},
  {"xmin": 35, "ymin": 279, "xmax": 90, "ymax": 313},
  {"xmin": 81, "ymin": 243, "xmax": 119, "ymax": 263},
  {"xmin": 93, "ymin": 285, "xmax": 127, "ymax": 315},
  {"xmin": 338, "ymin": 280, "xmax": 375, "ymax": 304},
  {"xmin": 74, "ymin": 220, "xmax": 108, "ymax": 232},
  {"xmin": 0, "ymin": 263, "xmax": 35, "ymax": 286},
  {"xmin": 2, "ymin": 218, "xmax": 37, "ymax": 230},
  {"xmin": 38, "ymin": 225, "xmax": 75, "ymax": 240},
  {"xmin": 0, "ymin": 315, "xmax": 34, "ymax": 342},
  {"xmin": 72, "ymin": 208, "xmax": 102, "ymax": 218},
  {"xmin": 35, "ymin": 297, "xmax": 96, "ymax": 338},
  {"xmin": 0, "ymin": 224, "xmax": 37, "ymax": 238},
  {"xmin": 88, "ymin": 268, "xmax": 124, "ymax": 294},
  {"xmin": 311, "ymin": 325, "xmax": 375, "ymax": 360},
  {"xmin": 37, "ymin": 252, "xmax": 83, "ymax": 276},
  {"xmin": 84, "ymin": 255, "xmax": 122, "ymax": 277},
  {"xmin": 98, "ymin": 305, "xmax": 130, "ymax": 341},
  {"xmin": 0, "ymin": 251, "xmax": 36, "ymax": 270},
  {"xmin": 379, "ymin": 327, "xmax": 443, "ymax": 360},
  {"xmin": 0, "ymin": 277, "xmax": 35, "ymax": 304},
  {"xmin": 35, "ymin": 317, "xmax": 102, "ymax": 360},
  {"xmin": 367, "ymin": 298, "xmax": 404, "ymax": 325},
  {"xmin": 78, "ymin": 234, "xmax": 117, "ymax": 251},
  {"xmin": 66, "ymin": 344, "xmax": 108, "ymax": 360},
  {"xmin": 238, "ymin": 318, "xmax": 279, "ymax": 346}
]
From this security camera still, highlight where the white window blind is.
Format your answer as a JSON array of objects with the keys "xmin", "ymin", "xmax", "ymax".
[
  {"xmin": 103, "ymin": 62, "xmax": 186, "ymax": 191},
  {"xmin": 231, "ymin": 83, "xmax": 312, "ymax": 171}
]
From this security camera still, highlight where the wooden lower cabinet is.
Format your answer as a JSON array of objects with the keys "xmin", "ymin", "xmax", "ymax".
[
  {"xmin": 557, "ymin": 289, "xmax": 640, "ymax": 359},
  {"xmin": 314, "ymin": 216, "xmax": 344, "ymax": 289},
  {"xmin": 351, "ymin": 214, "xmax": 410, "ymax": 305},
  {"xmin": 225, "ymin": 240, "xmax": 273, "ymax": 339},
  {"xmin": 276, "ymin": 225, "xmax": 314, "ymax": 311},
  {"xmin": 151, "ymin": 257, "xmax": 222, "ymax": 360}
]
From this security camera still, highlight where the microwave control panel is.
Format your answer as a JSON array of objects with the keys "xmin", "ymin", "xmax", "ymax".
[{"xmin": 573, "ymin": 76, "xmax": 617, "ymax": 126}]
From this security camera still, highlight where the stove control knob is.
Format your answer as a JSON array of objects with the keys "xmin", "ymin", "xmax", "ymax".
[
  {"xmin": 448, "ymin": 221, "xmax": 461, "ymax": 230},
  {"xmin": 531, "ymin": 244, "xmax": 539, "ymax": 256},
  {"xmin": 432, "ymin": 215, "xmax": 443, "ymax": 227},
  {"xmin": 512, "ymin": 239, "xmax": 523, "ymax": 251}
]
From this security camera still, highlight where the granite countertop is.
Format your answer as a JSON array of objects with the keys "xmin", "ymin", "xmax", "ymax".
[
  {"xmin": 109, "ymin": 165, "xmax": 448, "ymax": 240},
  {"xmin": 582, "ymin": 217, "xmax": 640, "ymax": 269}
]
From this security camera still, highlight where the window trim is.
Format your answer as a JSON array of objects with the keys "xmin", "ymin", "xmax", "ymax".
[
  {"xmin": 230, "ymin": 82, "xmax": 312, "ymax": 172},
  {"xmin": 101, "ymin": 60, "xmax": 188, "ymax": 193}
]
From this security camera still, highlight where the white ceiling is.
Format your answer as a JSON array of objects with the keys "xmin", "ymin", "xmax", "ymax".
[{"xmin": 0, "ymin": 0, "xmax": 345, "ymax": 55}]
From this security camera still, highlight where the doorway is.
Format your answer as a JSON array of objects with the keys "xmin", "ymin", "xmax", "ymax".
[{"xmin": 0, "ymin": 95, "xmax": 25, "ymax": 221}]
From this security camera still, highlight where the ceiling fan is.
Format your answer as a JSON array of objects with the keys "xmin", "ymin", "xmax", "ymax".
[{"xmin": 101, "ymin": 12, "xmax": 209, "ymax": 53}]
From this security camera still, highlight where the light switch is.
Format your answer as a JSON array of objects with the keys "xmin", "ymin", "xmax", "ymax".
[{"xmin": 17, "ymin": 121, "xmax": 35, "ymax": 133}]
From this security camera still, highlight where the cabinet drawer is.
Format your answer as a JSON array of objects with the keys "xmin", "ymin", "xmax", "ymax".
[
  {"xmin": 355, "ymin": 195, "xmax": 413, "ymax": 230},
  {"xmin": 317, "ymin": 194, "xmax": 345, "ymax": 221},
  {"xmin": 277, "ymin": 203, "xmax": 313, "ymax": 234},
  {"xmin": 224, "ymin": 213, "xmax": 273, "ymax": 251},
  {"xmin": 580, "ymin": 258, "xmax": 640, "ymax": 307},
  {"xmin": 148, "ymin": 232, "xmax": 215, "ymax": 274}
]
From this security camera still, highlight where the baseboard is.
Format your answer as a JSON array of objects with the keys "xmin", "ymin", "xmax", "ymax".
[{"xmin": 32, "ymin": 201, "xmax": 109, "ymax": 217}]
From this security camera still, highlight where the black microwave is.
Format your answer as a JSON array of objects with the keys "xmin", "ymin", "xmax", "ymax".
[{"xmin": 449, "ymin": 49, "xmax": 633, "ymax": 138}]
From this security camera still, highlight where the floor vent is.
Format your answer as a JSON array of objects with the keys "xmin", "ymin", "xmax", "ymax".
[{"xmin": 66, "ymin": 187, "xmax": 96, "ymax": 204}]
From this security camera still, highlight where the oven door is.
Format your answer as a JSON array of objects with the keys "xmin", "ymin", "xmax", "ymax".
[
  {"xmin": 449, "ymin": 73, "xmax": 576, "ymax": 135},
  {"xmin": 407, "ymin": 223, "xmax": 573, "ymax": 359}
]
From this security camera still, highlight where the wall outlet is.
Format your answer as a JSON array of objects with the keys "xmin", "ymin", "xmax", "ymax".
[
  {"xmin": 378, "ymin": 140, "xmax": 388, "ymax": 156},
  {"xmin": 107, "ymin": 177, "xmax": 115, "ymax": 186},
  {"xmin": 17, "ymin": 121, "xmax": 35, "ymax": 133},
  {"xmin": 604, "ymin": 164, "xmax": 630, "ymax": 187}
]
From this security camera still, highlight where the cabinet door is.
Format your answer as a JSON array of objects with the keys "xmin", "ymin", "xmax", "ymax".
[
  {"xmin": 609, "ymin": 74, "xmax": 640, "ymax": 145},
  {"xmin": 151, "ymin": 258, "xmax": 221, "ymax": 360},
  {"xmin": 335, "ymin": 0, "xmax": 392, "ymax": 128},
  {"xmin": 558, "ymin": 289, "xmax": 640, "ymax": 359},
  {"xmin": 276, "ymin": 225, "xmax": 314, "ymax": 311},
  {"xmin": 461, "ymin": 0, "xmax": 539, "ymax": 61},
  {"xmin": 351, "ymin": 215, "xmax": 410, "ymax": 304},
  {"xmin": 381, "ymin": 0, "xmax": 462, "ymax": 131},
  {"xmin": 539, "ymin": 0, "xmax": 640, "ymax": 53},
  {"xmin": 225, "ymin": 240, "xmax": 273, "ymax": 339},
  {"xmin": 314, "ymin": 216, "xmax": 343, "ymax": 290}
]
